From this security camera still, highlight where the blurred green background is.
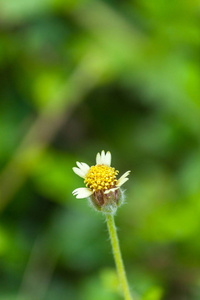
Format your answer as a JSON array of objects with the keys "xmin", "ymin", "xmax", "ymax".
[{"xmin": 0, "ymin": 0, "xmax": 200, "ymax": 299}]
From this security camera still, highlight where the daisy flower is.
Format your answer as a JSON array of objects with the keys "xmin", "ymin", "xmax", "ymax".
[
  {"xmin": 72, "ymin": 151, "xmax": 132, "ymax": 297},
  {"xmin": 72, "ymin": 151, "xmax": 130, "ymax": 212}
]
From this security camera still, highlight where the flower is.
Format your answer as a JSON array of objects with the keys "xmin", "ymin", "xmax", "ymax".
[{"xmin": 72, "ymin": 150, "xmax": 130, "ymax": 213}]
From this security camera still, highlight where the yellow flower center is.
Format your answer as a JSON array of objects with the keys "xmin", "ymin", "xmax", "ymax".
[{"xmin": 84, "ymin": 165, "xmax": 119, "ymax": 192}]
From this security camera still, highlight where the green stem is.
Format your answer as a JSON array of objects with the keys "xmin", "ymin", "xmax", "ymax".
[{"xmin": 106, "ymin": 213, "xmax": 132, "ymax": 300}]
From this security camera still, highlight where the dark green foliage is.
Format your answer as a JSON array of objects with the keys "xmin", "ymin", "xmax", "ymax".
[{"xmin": 0, "ymin": 0, "xmax": 200, "ymax": 299}]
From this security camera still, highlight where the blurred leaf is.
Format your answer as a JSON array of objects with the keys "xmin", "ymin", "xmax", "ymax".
[
  {"xmin": 0, "ymin": 226, "xmax": 9, "ymax": 255},
  {"xmin": 0, "ymin": 0, "xmax": 54, "ymax": 23},
  {"xmin": 142, "ymin": 286, "xmax": 163, "ymax": 300},
  {"xmin": 80, "ymin": 273, "xmax": 121, "ymax": 300},
  {"xmin": 32, "ymin": 71, "xmax": 64, "ymax": 110},
  {"xmin": 31, "ymin": 150, "xmax": 75, "ymax": 202},
  {"xmin": 100, "ymin": 268, "xmax": 119, "ymax": 293}
]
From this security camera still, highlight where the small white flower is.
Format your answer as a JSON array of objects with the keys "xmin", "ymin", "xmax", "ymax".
[{"xmin": 72, "ymin": 150, "xmax": 130, "ymax": 199}]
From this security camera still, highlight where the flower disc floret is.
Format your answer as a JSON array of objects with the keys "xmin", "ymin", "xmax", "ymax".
[{"xmin": 84, "ymin": 165, "xmax": 119, "ymax": 192}]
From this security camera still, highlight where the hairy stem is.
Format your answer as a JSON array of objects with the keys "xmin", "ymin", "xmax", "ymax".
[{"xmin": 106, "ymin": 213, "xmax": 132, "ymax": 300}]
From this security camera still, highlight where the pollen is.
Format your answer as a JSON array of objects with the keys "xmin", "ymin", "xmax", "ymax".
[{"xmin": 84, "ymin": 164, "xmax": 119, "ymax": 192}]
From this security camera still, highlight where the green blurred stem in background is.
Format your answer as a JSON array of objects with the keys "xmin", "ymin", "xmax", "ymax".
[{"xmin": 106, "ymin": 214, "xmax": 132, "ymax": 300}]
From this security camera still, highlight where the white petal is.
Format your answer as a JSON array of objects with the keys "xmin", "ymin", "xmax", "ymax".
[
  {"xmin": 101, "ymin": 150, "xmax": 106, "ymax": 165},
  {"xmin": 104, "ymin": 187, "xmax": 119, "ymax": 194},
  {"xmin": 72, "ymin": 187, "xmax": 93, "ymax": 199},
  {"xmin": 72, "ymin": 167, "xmax": 86, "ymax": 178},
  {"xmin": 118, "ymin": 170, "xmax": 131, "ymax": 181},
  {"xmin": 116, "ymin": 170, "xmax": 130, "ymax": 187},
  {"xmin": 76, "ymin": 161, "xmax": 83, "ymax": 169},
  {"xmin": 96, "ymin": 152, "xmax": 101, "ymax": 165},
  {"xmin": 104, "ymin": 151, "xmax": 111, "ymax": 166},
  {"xmin": 76, "ymin": 162, "xmax": 90, "ymax": 174},
  {"xmin": 76, "ymin": 161, "xmax": 81, "ymax": 167},
  {"xmin": 81, "ymin": 162, "xmax": 90, "ymax": 172},
  {"xmin": 76, "ymin": 161, "xmax": 89, "ymax": 175},
  {"xmin": 116, "ymin": 177, "xmax": 129, "ymax": 187}
]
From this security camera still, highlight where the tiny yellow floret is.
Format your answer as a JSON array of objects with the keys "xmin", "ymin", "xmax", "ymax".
[{"xmin": 84, "ymin": 164, "xmax": 119, "ymax": 192}]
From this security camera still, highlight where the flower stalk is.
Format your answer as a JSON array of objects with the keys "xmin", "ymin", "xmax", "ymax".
[
  {"xmin": 106, "ymin": 213, "xmax": 132, "ymax": 300},
  {"xmin": 72, "ymin": 151, "xmax": 132, "ymax": 299}
]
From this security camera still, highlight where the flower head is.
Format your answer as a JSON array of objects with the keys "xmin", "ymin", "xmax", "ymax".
[{"xmin": 72, "ymin": 151, "xmax": 130, "ymax": 213}]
